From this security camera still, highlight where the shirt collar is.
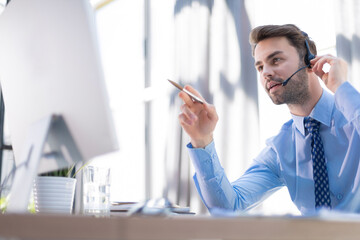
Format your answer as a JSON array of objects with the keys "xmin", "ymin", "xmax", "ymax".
[{"xmin": 292, "ymin": 89, "xmax": 334, "ymax": 136}]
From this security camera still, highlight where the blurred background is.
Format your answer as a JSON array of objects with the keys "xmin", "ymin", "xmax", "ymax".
[{"xmin": 1, "ymin": 0, "xmax": 359, "ymax": 215}]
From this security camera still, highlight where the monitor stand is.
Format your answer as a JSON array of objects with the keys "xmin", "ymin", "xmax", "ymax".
[{"xmin": 6, "ymin": 114, "xmax": 83, "ymax": 213}]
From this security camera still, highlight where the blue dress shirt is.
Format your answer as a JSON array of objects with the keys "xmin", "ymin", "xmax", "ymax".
[{"xmin": 188, "ymin": 82, "xmax": 360, "ymax": 215}]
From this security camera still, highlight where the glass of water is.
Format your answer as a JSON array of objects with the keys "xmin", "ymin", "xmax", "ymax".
[{"xmin": 83, "ymin": 165, "xmax": 111, "ymax": 216}]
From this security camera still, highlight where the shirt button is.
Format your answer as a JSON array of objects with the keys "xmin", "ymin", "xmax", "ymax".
[{"xmin": 336, "ymin": 194, "xmax": 343, "ymax": 200}]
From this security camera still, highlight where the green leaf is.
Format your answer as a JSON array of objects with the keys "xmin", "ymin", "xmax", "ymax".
[{"xmin": 0, "ymin": 196, "xmax": 8, "ymax": 213}]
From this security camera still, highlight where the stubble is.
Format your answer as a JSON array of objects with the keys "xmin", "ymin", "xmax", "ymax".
[{"xmin": 268, "ymin": 65, "xmax": 310, "ymax": 105}]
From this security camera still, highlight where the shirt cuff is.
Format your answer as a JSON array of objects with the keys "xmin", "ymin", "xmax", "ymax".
[
  {"xmin": 187, "ymin": 141, "xmax": 223, "ymax": 180},
  {"xmin": 334, "ymin": 82, "xmax": 360, "ymax": 121}
]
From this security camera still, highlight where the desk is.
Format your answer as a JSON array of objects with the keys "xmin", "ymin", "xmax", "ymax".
[{"xmin": 0, "ymin": 213, "xmax": 359, "ymax": 240}]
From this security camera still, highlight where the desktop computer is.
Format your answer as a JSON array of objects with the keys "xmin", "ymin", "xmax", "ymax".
[{"xmin": 0, "ymin": 0, "xmax": 118, "ymax": 212}]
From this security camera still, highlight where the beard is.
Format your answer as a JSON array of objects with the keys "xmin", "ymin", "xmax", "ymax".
[{"xmin": 267, "ymin": 66, "xmax": 310, "ymax": 105}]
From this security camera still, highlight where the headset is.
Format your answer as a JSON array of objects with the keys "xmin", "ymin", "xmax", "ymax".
[
  {"xmin": 302, "ymin": 31, "xmax": 316, "ymax": 66},
  {"xmin": 282, "ymin": 31, "xmax": 315, "ymax": 86}
]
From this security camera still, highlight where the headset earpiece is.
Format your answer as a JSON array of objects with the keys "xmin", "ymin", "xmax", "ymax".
[
  {"xmin": 302, "ymin": 31, "xmax": 315, "ymax": 67},
  {"xmin": 304, "ymin": 39, "xmax": 315, "ymax": 66}
]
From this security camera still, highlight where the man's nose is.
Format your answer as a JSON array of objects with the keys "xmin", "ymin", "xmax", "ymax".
[{"xmin": 261, "ymin": 65, "xmax": 274, "ymax": 79}]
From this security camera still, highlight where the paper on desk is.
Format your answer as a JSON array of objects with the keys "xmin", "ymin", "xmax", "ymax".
[
  {"xmin": 110, "ymin": 202, "xmax": 138, "ymax": 212},
  {"xmin": 110, "ymin": 201, "xmax": 194, "ymax": 215}
]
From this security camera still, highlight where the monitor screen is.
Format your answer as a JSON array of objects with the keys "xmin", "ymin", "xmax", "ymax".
[
  {"xmin": 0, "ymin": 0, "xmax": 118, "ymax": 166},
  {"xmin": 0, "ymin": 0, "xmax": 119, "ymax": 211}
]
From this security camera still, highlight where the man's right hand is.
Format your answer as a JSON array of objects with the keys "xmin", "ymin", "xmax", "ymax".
[{"xmin": 178, "ymin": 85, "xmax": 218, "ymax": 148}]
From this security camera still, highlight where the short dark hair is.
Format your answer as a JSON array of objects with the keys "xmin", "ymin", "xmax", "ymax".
[{"xmin": 249, "ymin": 24, "xmax": 317, "ymax": 61}]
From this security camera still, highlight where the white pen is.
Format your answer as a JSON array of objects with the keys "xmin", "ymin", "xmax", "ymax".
[{"xmin": 168, "ymin": 79, "xmax": 204, "ymax": 104}]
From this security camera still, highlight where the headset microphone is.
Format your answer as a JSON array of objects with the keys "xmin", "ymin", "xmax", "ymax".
[{"xmin": 282, "ymin": 32, "xmax": 315, "ymax": 87}]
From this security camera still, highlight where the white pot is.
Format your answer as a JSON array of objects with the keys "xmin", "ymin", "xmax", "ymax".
[{"xmin": 33, "ymin": 176, "xmax": 76, "ymax": 214}]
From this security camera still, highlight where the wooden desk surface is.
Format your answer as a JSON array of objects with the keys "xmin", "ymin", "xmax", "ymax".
[{"xmin": 0, "ymin": 213, "xmax": 360, "ymax": 240}]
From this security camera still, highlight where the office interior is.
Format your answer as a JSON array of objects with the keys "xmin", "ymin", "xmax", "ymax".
[{"xmin": 0, "ymin": 0, "xmax": 358, "ymax": 218}]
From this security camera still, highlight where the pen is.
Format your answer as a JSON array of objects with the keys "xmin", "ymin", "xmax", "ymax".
[{"xmin": 168, "ymin": 79, "xmax": 204, "ymax": 104}]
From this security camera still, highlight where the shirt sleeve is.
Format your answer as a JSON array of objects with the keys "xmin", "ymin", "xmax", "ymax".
[
  {"xmin": 187, "ymin": 141, "xmax": 284, "ymax": 212},
  {"xmin": 334, "ymin": 82, "xmax": 360, "ymax": 134}
]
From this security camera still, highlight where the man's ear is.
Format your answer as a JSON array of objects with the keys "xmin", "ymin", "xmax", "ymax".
[{"xmin": 306, "ymin": 67, "xmax": 314, "ymax": 73}]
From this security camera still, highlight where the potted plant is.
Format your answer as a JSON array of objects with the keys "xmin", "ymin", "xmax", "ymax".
[
  {"xmin": 0, "ymin": 166, "xmax": 80, "ymax": 214},
  {"xmin": 33, "ymin": 166, "xmax": 79, "ymax": 214}
]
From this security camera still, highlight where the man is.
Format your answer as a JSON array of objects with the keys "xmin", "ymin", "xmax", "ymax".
[{"xmin": 178, "ymin": 24, "xmax": 360, "ymax": 215}]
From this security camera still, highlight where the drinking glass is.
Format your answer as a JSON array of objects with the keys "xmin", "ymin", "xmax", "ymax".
[{"xmin": 83, "ymin": 165, "xmax": 111, "ymax": 216}]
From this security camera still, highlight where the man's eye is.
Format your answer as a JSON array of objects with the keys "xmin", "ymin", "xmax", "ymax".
[
  {"xmin": 273, "ymin": 58, "xmax": 281, "ymax": 64},
  {"xmin": 257, "ymin": 66, "xmax": 263, "ymax": 72}
]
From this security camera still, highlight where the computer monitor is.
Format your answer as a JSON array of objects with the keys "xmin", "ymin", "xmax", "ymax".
[{"xmin": 0, "ymin": 0, "xmax": 119, "ymax": 212}]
